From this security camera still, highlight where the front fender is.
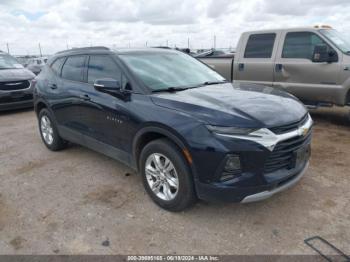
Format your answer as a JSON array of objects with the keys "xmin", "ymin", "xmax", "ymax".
[{"xmin": 132, "ymin": 123, "xmax": 200, "ymax": 180}]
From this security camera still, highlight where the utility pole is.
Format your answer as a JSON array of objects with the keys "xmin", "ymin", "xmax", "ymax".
[
  {"xmin": 187, "ymin": 37, "xmax": 190, "ymax": 49},
  {"xmin": 166, "ymin": 40, "xmax": 169, "ymax": 47},
  {"xmin": 214, "ymin": 35, "xmax": 216, "ymax": 49},
  {"xmin": 146, "ymin": 41, "xmax": 148, "ymax": 47},
  {"xmin": 38, "ymin": 43, "xmax": 43, "ymax": 57},
  {"xmin": 6, "ymin": 43, "xmax": 10, "ymax": 54}
]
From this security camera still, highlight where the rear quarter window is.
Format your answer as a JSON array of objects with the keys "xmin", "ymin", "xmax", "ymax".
[{"xmin": 50, "ymin": 57, "xmax": 66, "ymax": 75}]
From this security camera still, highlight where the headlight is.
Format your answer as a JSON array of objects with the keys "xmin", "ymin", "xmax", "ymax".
[
  {"xmin": 206, "ymin": 125, "xmax": 258, "ymax": 135},
  {"xmin": 207, "ymin": 125, "xmax": 278, "ymax": 151},
  {"xmin": 206, "ymin": 114, "xmax": 313, "ymax": 152}
]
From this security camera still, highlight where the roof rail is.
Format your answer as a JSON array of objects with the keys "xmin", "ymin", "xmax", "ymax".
[{"xmin": 56, "ymin": 46, "xmax": 110, "ymax": 54}]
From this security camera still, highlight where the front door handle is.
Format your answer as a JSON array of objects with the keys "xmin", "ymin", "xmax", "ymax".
[
  {"xmin": 49, "ymin": 83, "xmax": 57, "ymax": 89},
  {"xmin": 275, "ymin": 64, "xmax": 283, "ymax": 72},
  {"xmin": 238, "ymin": 63, "xmax": 245, "ymax": 71},
  {"xmin": 80, "ymin": 94, "xmax": 91, "ymax": 101}
]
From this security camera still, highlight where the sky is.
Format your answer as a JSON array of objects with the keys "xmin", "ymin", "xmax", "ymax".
[{"xmin": 1, "ymin": 0, "xmax": 350, "ymax": 55}]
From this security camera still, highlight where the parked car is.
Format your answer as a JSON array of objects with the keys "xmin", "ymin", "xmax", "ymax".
[
  {"xmin": 198, "ymin": 26, "xmax": 350, "ymax": 107},
  {"xmin": 34, "ymin": 47, "xmax": 312, "ymax": 211},
  {"xmin": 0, "ymin": 51, "xmax": 36, "ymax": 111},
  {"xmin": 26, "ymin": 57, "xmax": 48, "ymax": 75}
]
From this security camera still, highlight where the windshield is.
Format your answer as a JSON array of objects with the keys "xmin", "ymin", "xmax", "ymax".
[
  {"xmin": 319, "ymin": 29, "xmax": 350, "ymax": 53},
  {"xmin": 119, "ymin": 52, "xmax": 225, "ymax": 91},
  {"xmin": 0, "ymin": 54, "xmax": 24, "ymax": 70}
]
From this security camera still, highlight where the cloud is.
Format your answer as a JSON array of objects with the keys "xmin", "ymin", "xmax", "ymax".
[
  {"xmin": 0, "ymin": 0, "xmax": 350, "ymax": 55},
  {"xmin": 78, "ymin": 0, "xmax": 204, "ymax": 25},
  {"xmin": 206, "ymin": 0, "xmax": 235, "ymax": 18}
]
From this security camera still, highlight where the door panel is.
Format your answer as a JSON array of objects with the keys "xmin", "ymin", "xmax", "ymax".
[
  {"xmin": 236, "ymin": 32, "xmax": 280, "ymax": 86},
  {"xmin": 273, "ymin": 31, "xmax": 342, "ymax": 104},
  {"xmin": 49, "ymin": 55, "xmax": 87, "ymax": 133},
  {"xmin": 78, "ymin": 55, "xmax": 129, "ymax": 150},
  {"xmin": 80, "ymin": 90, "xmax": 133, "ymax": 151}
]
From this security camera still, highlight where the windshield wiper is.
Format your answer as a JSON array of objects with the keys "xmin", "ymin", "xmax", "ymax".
[
  {"xmin": 202, "ymin": 80, "xmax": 229, "ymax": 86},
  {"xmin": 152, "ymin": 87, "xmax": 189, "ymax": 93},
  {"xmin": 0, "ymin": 67, "xmax": 16, "ymax": 70}
]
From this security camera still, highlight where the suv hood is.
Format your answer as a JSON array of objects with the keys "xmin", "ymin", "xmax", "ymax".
[
  {"xmin": 151, "ymin": 83, "xmax": 307, "ymax": 128},
  {"xmin": 0, "ymin": 68, "xmax": 35, "ymax": 82}
]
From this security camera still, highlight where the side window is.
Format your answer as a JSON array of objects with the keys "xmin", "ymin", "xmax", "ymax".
[
  {"xmin": 87, "ymin": 55, "xmax": 122, "ymax": 84},
  {"xmin": 61, "ymin": 56, "xmax": 86, "ymax": 82},
  {"xmin": 50, "ymin": 57, "xmax": 65, "ymax": 75},
  {"xmin": 244, "ymin": 33, "xmax": 276, "ymax": 58},
  {"xmin": 282, "ymin": 32, "xmax": 330, "ymax": 60}
]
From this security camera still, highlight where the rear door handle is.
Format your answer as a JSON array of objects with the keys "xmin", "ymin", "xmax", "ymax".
[
  {"xmin": 79, "ymin": 94, "xmax": 91, "ymax": 101},
  {"xmin": 275, "ymin": 64, "xmax": 283, "ymax": 72},
  {"xmin": 238, "ymin": 63, "xmax": 245, "ymax": 71}
]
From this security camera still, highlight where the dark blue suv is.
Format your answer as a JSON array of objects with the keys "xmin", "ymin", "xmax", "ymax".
[{"xmin": 34, "ymin": 47, "xmax": 312, "ymax": 211}]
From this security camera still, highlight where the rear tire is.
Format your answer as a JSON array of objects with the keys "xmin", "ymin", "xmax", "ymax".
[
  {"xmin": 140, "ymin": 139, "xmax": 197, "ymax": 212},
  {"xmin": 38, "ymin": 109, "xmax": 66, "ymax": 151}
]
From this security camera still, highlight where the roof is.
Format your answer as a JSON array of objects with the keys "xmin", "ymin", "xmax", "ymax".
[
  {"xmin": 113, "ymin": 48, "xmax": 179, "ymax": 55},
  {"xmin": 242, "ymin": 26, "xmax": 333, "ymax": 35},
  {"xmin": 55, "ymin": 46, "xmax": 111, "ymax": 55},
  {"xmin": 56, "ymin": 46, "xmax": 181, "ymax": 55}
]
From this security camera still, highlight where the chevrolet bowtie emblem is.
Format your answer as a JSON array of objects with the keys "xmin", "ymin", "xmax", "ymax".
[{"xmin": 299, "ymin": 127, "xmax": 309, "ymax": 136}]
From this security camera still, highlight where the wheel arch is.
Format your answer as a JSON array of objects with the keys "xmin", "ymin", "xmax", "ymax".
[
  {"xmin": 132, "ymin": 125, "xmax": 192, "ymax": 172},
  {"xmin": 34, "ymin": 99, "xmax": 49, "ymax": 116}
]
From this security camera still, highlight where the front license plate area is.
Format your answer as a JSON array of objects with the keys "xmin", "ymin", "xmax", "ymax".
[
  {"xmin": 295, "ymin": 144, "xmax": 311, "ymax": 168},
  {"xmin": 11, "ymin": 92, "xmax": 25, "ymax": 99}
]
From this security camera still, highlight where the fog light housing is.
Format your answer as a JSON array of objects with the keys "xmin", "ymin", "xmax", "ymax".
[
  {"xmin": 220, "ymin": 155, "xmax": 242, "ymax": 182},
  {"xmin": 224, "ymin": 155, "xmax": 241, "ymax": 172}
]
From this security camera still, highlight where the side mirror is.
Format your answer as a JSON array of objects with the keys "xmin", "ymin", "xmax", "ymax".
[
  {"xmin": 312, "ymin": 45, "xmax": 328, "ymax": 63},
  {"xmin": 312, "ymin": 45, "xmax": 338, "ymax": 63},
  {"xmin": 327, "ymin": 49, "xmax": 338, "ymax": 63},
  {"xmin": 94, "ymin": 78, "xmax": 121, "ymax": 94}
]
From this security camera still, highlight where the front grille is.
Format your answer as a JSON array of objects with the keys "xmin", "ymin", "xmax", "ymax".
[
  {"xmin": 270, "ymin": 114, "xmax": 308, "ymax": 134},
  {"xmin": 264, "ymin": 131, "xmax": 312, "ymax": 174},
  {"xmin": 0, "ymin": 80, "xmax": 31, "ymax": 91}
]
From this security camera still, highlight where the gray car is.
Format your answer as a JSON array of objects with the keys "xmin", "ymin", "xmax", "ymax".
[
  {"xmin": 0, "ymin": 52, "xmax": 36, "ymax": 111},
  {"xmin": 26, "ymin": 57, "xmax": 48, "ymax": 75}
]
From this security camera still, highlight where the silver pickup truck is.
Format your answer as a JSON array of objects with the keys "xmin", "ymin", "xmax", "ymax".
[{"xmin": 199, "ymin": 26, "xmax": 350, "ymax": 107}]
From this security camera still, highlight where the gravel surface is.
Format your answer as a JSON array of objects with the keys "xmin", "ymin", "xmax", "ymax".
[{"xmin": 0, "ymin": 107, "xmax": 349, "ymax": 255}]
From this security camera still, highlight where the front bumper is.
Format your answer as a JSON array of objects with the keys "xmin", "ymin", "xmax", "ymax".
[
  {"xmin": 0, "ymin": 99, "xmax": 33, "ymax": 111},
  {"xmin": 241, "ymin": 162, "xmax": 308, "ymax": 203},
  {"xmin": 0, "ymin": 83, "xmax": 34, "ymax": 111},
  {"xmin": 195, "ymin": 161, "xmax": 309, "ymax": 203}
]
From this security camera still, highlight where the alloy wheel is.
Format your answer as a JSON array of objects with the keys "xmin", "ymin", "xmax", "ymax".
[
  {"xmin": 40, "ymin": 115, "xmax": 54, "ymax": 145},
  {"xmin": 145, "ymin": 153, "xmax": 179, "ymax": 201}
]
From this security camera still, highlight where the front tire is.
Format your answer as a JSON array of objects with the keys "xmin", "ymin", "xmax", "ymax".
[
  {"xmin": 140, "ymin": 139, "xmax": 197, "ymax": 212},
  {"xmin": 38, "ymin": 109, "xmax": 66, "ymax": 151}
]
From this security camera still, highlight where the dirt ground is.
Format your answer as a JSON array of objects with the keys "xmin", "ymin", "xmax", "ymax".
[{"xmin": 0, "ymin": 107, "xmax": 349, "ymax": 255}]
